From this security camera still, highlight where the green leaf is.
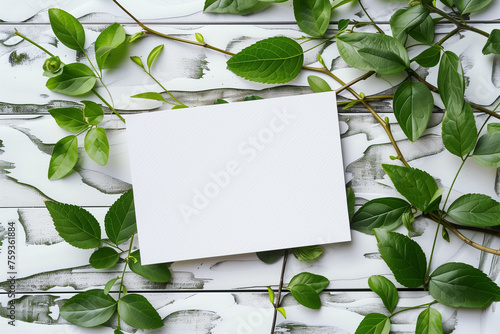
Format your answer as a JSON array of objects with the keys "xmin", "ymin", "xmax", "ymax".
[
  {"xmin": 277, "ymin": 307, "xmax": 286, "ymax": 318},
  {"xmin": 203, "ymin": 0, "xmax": 271, "ymax": 14},
  {"xmin": 413, "ymin": 45, "xmax": 441, "ymax": 68},
  {"xmin": 46, "ymin": 63, "xmax": 97, "ymax": 96},
  {"xmin": 447, "ymin": 193, "xmax": 500, "ymax": 227},
  {"xmin": 292, "ymin": 245, "xmax": 323, "ymax": 261},
  {"xmin": 172, "ymin": 104, "xmax": 189, "ymax": 109},
  {"xmin": 368, "ymin": 275, "xmax": 399, "ymax": 313},
  {"xmin": 105, "ymin": 189, "xmax": 136, "ymax": 245},
  {"xmin": 128, "ymin": 250, "xmax": 171, "ymax": 283},
  {"xmin": 104, "ymin": 277, "xmax": 120, "ymax": 295},
  {"xmin": 227, "ymin": 36, "xmax": 304, "ymax": 84},
  {"xmin": 440, "ymin": 0, "xmax": 454, "ymax": 7},
  {"xmin": 115, "ymin": 330, "xmax": 124, "ymax": 334},
  {"xmin": 243, "ymin": 95, "xmax": 263, "ymax": 101},
  {"xmin": 374, "ymin": 229, "xmax": 427, "ymax": 288},
  {"xmin": 402, "ymin": 209, "xmax": 416, "ymax": 234},
  {"xmin": 267, "ymin": 286, "xmax": 275, "ymax": 304},
  {"xmin": 429, "ymin": 262, "xmax": 500, "ymax": 308},
  {"xmin": 49, "ymin": 107, "xmax": 89, "ymax": 133},
  {"xmin": 130, "ymin": 56, "xmax": 144, "ymax": 68},
  {"xmin": 389, "ymin": 5, "xmax": 429, "ymax": 45},
  {"xmin": 347, "ymin": 187, "xmax": 355, "ymax": 221},
  {"xmin": 437, "ymin": 51, "xmax": 464, "ymax": 113},
  {"xmin": 213, "ymin": 98, "xmax": 229, "ymax": 104},
  {"xmin": 289, "ymin": 284, "xmax": 321, "ymax": 309},
  {"xmin": 89, "ymin": 247, "xmax": 120, "ymax": 269},
  {"xmin": 129, "ymin": 31, "xmax": 145, "ymax": 43},
  {"xmin": 416, "ymin": 307, "xmax": 443, "ymax": 334},
  {"xmin": 293, "ymin": 0, "xmax": 331, "ymax": 37},
  {"xmin": 256, "ymin": 249, "xmax": 285, "ymax": 264},
  {"xmin": 60, "ymin": 290, "xmax": 116, "ymax": 327},
  {"xmin": 117, "ymin": 294, "xmax": 163, "ymax": 329},
  {"xmin": 488, "ymin": 123, "xmax": 500, "ymax": 133},
  {"xmin": 351, "ymin": 197, "xmax": 411, "ymax": 234},
  {"xmin": 382, "ymin": 164, "xmax": 438, "ymax": 213},
  {"xmin": 48, "ymin": 135, "xmax": 79, "ymax": 180},
  {"xmin": 454, "ymin": 0, "xmax": 493, "ymax": 14},
  {"xmin": 355, "ymin": 313, "xmax": 391, "ymax": 334},
  {"xmin": 43, "ymin": 56, "xmax": 64, "ymax": 77},
  {"xmin": 48, "ymin": 8, "xmax": 85, "ymax": 51},
  {"xmin": 332, "ymin": 0, "xmax": 355, "ymax": 9},
  {"xmin": 45, "ymin": 201, "xmax": 101, "ymax": 249},
  {"xmin": 442, "ymin": 102, "xmax": 478, "ymax": 158},
  {"xmin": 483, "ymin": 29, "xmax": 500, "ymax": 55},
  {"xmin": 337, "ymin": 32, "xmax": 410, "ymax": 74},
  {"xmin": 338, "ymin": 19, "xmax": 350, "ymax": 32},
  {"xmin": 409, "ymin": 15, "xmax": 435, "ymax": 45},
  {"xmin": 147, "ymin": 44, "xmax": 164, "ymax": 72},
  {"xmin": 82, "ymin": 100, "xmax": 104, "ymax": 126},
  {"xmin": 287, "ymin": 272, "xmax": 329, "ymax": 293},
  {"xmin": 308, "ymin": 75, "xmax": 332, "ymax": 93},
  {"xmin": 393, "ymin": 81, "xmax": 434, "ymax": 142},
  {"xmin": 131, "ymin": 92, "xmax": 167, "ymax": 102},
  {"xmin": 95, "ymin": 23, "xmax": 126, "ymax": 72},
  {"xmin": 473, "ymin": 131, "xmax": 500, "ymax": 167},
  {"xmin": 195, "ymin": 32, "xmax": 204, "ymax": 43},
  {"xmin": 84, "ymin": 128, "xmax": 109, "ymax": 166}
]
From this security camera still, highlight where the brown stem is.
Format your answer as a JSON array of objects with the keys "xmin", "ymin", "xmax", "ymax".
[
  {"xmin": 336, "ymin": 71, "xmax": 376, "ymax": 94},
  {"xmin": 270, "ymin": 250, "xmax": 288, "ymax": 334},
  {"xmin": 337, "ymin": 95, "xmax": 393, "ymax": 106}
]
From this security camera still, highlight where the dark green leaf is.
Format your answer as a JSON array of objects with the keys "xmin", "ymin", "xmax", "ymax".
[
  {"xmin": 46, "ymin": 63, "xmax": 97, "ymax": 96},
  {"xmin": 368, "ymin": 275, "xmax": 399, "ymax": 313},
  {"xmin": 416, "ymin": 307, "xmax": 443, "ymax": 334},
  {"xmin": 213, "ymin": 98, "xmax": 229, "ymax": 104},
  {"xmin": 347, "ymin": 187, "xmax": 355, "ymax": 221},
  {"xmin": 61, "ymin": 290, "xmax": 116, "ymax": 327},
  {"xmin": 243, "ymin": 95, "xmax": 263, "ymax": 101},
  {"xmin": 256, "ymin": 249, "xmax": 285, "ymax": 264},
  {"xmin": 389, "ymin": 5, "xmax": 429, "ymax": 45},
  {"xmin": 374, "ymin": 229, "xmax": 427, "ymax": 288},
  {"xmin": 442, "ymin": 102, "xmax": 477, "ymax": 158},
  {"xmin": 89, "ymin": 247, "xmax": 120, "ymax": 269},
  {"xmin": 437, "ymin": 51, "xmax": 464, "ymax": 113},
  {"xmin": 355, "ymin": 313, "xmax": 391, "ymax": 334},
  {"xmin": 131, "ymin": 92, "xmax": 167, "ymax": 102},
  {"xmin": 227, "ymin": 36, "xmax": 304, "ymax": 84},
  {"xmin": 454, "ymin": 0, "xmax": 493, "ymax": 14},
  {"xmin": 147, "ymin": 44, "xmax": 164, "ymax": 72},
  {"xmin": 85, "ymin": 128, "xmax": 109, "ymax": 166},
  {"xmin": 289, "ymin": 284, "xmax": 321, "ymax": 309},
  {"xmin": 82, "ymin": 100, "xmax": 104, "ymax": 126},
  {"xmin": 105, "ymin": 189, "xmax": 136, "ymax": 245},
  {"xmin": 203, "ymin": 0, "xmax": 271, "ymax": 14},
  {"xmin": 338, "ymin": 19, "xmax": 350, "ymax": 31},
  {"xmin": 287, "ymin": 272, "xmax": 329, "ymax": 293},
  {"xmin": 95, "ymin": 23, "xmax": 126, "ymax": 72},
  {"xmin": 447, "ymin": 193, "xmax": 500, "ymax": 226},
  {"xmin": 473, "ymin": 131, "xmax": 500, "ymax": 167},
  {"xmin": 49, "ymin": 107, "xmax": 88, "ymax": 133},
  {"xmin": 393, "ymin": 81, "xmax": 434, "ymax": 142},
  {"xmin": 117, "ymin": 294, "xmax": 163, "ymax": 329},
  {"xmin": 440, "ymin": 0, "xmax": 454, "ymax": 7},
  {"xmin": 293, "ymin": 0, "xmax": 331, "ymax": 37},
  {"xmin": 45, "ymin": 201, "xmax": 101, "ymax": 249},
  {"xmin": 429, "ymin": 262, "xmax": 500, "ymax": 307},
  {"xmin": 409, "ymin": 15, "xmax": 435, "ymax": 45},
  {"xmin": 292, "ymin": 245, "xmax": 323, "ymax": 261},
  {"xmin": 48, "ymin": 8, "xmax": 85, "ymax": 51},
  {"xmin": 308, "ymin": 75, "xmax": 332, "ymax": 92},
  {"xmin": 351, "ymin": 197, "xmax": 411, "ymax": 234},
  {"xmin": 48, "ymin": 135, "xmax": 78, "ymax": 180},
  {"xmin": 483, "ymin": 29, "xmax": 500, "ymax": 55},
  {"xmin": 115, "ymin": 330, "xmax": 124, "ymax": 334},
  {"xmin": 337, "ymin": 32, "xmax": 410, "ymax": 74},
  {"xmin": 104, "ymin": 277, "xmax": 120, "ymax": 295},
  {"xmin": 128, "ymin": 250, "xmax": 171, "ymax": 283},
  {"xmin": 267, "ymin": 286, "xmax": 275, "ymax": 304},
  {"xmin": 413, "ymin": 45, "xmax": 441, "ymax": 67}
]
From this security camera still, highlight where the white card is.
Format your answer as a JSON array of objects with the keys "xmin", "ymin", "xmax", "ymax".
[{"xmin": 126, "ymin": 91, "xmax": 350, "ymax": 264}]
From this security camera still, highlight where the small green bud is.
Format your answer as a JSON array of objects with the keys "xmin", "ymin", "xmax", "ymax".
[
  {"xmin": 195, "ymin": 32, "xmax": 204, "ymax": 44},
  {"xmin": 42, "ymin": 56, "xmax": 63, "ymax": 77},
  {"xmin": 359, "ymin": 92, "xmax": 365, "ymax": 99},
  {"xmin": 130, "ymin": 56, "xmax": 144, "ymax": 69},
  {"xmin": 317, "ymin": 54, "xmax": 326, "ymax": 67},
  {"xmin": 389, "ymin": 155, "xmax": 399, "ymax": 160},
  {"xmin": 129, "ymin": 31, "xmax": 145, "ymax": 43}
]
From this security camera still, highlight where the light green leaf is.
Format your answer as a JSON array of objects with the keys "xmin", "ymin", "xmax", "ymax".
[
  {"xmin": 49, "ymin": 107, "xmax": 88, "ymax": 133},
  {"xmin": 374, "ymin": 229, "xmax": 427, "ymax": 288},
  {"xmin": 293, "ymin": 0, "xmax": 331, "ymax": 37},
  {"xmin": 105, "ymin": 189, "xmax": 136, "ymax": 245},
  {"xmin": 48, "ymin": 8, "xmax": 85, "ymax": 51},
  {"xmin": 95, "ymin": 23, "xmax": 126, "ymax": 72},
  {"xmin": 292, "ymin": 245, "xmax": 323, "ymax": 261},
  {"xmin": 488, "ymin": 123, "xmax": 500, "ymax": 133},
  {"xmin": 429, "ymin": 262, "xmax": 500, "ymax": 307},
  {"xmin": 60, "ymin": 290, "xmax": 116, "ymax": 327},
  {"xmin": 46, "ymin": 63, "xmax": 97, "ymax": 96},
  {"xmin": 287, "ymin": 272, "xmax": 329, "ymax": 293},
  {"xmin": 347, "ymin": 187, "xmax": 355, "ymax": 221},
  {"xmin": 128, "ymin": 250, "xmax": 171, "ymax": 283},
  {"xmin": 437, "ymin": 51, "xmax": 464, "ymax": 113},
  {"xmin": 89, "ymin": 247, "xmax": 120, "ymax": 269},
  {"xmin": 277, "ymin": 307, "xmax": 286, "ymax": 318},
  {"xmin": 117, "ymin": 294, "xmax": 163, "ymax": 329},
  {"xmin": 289, "ymin": 284, "xmax": 321, "ymax": 309},
  {"xmin": 104, "ymin": 277, "xmax": 120, "ymax": 295},
  {"xmin": 393, "ymin": 81, "xmax": 434, "ymax": 142},
  {"xmin": 129, "ymin": 31, "xmax": 145, "ymax": 43},
  {"xmin": 447, "ymin": 193, "xmax": 500, "ymax": 227},
  {"xmin": 85, "ymin": 128, "xmax": 109, "ymax": 166},
  {"xmin": 227, "ymin": 36, "xmax": 304, "ymax": 84},
  {"xmin": 82, "ymin": 100, "xmax": 104, "ymax": 126},
  {"xmin": 195, "ymin": 32, "xmax": 204, "ymax": 43},
  {"xmin": 442, "ymin": 102, "xmax": 478, "ymax": 158},
  {"xmin": 368, "ymin": 275, "xmax": 399, "ymax": 313},
  {"xmin": 382, "ymin": 164, "xmax": 438, "ymax": 213},
  {"xmin": 454, "ymin": 0, "xmax": 493, "ymax": 14},
  {"xmin": 351, "ymin": 197, "xmax": 411, "ymax": 234},
  {"xmin": 203, "ymin": 0, "xmax": 271, "ymax": 14},
  {"xmin": 332, "ymin": 0, "xmax": 355, "ymax": 9},
  {"xmin": 473, "ymin": 131, "xmax": 500, "ymax": 167},
  {"xmin": 45, "ymin": 201, "xmax": 101, "ymax": 249},
  {"xmin": 256, "ymin": 249, "xmax": 286, "ymax": 264},
  {"xmin": 147, "ymin": 44, "xmax": 164, "ymax": 72},
  {"xmin": 267, "ymin": 286, "xmax": 275, "ymax": 304},
  {"xmin": 130, "ymin": 56, "xmax": 144, "ymax": 68},
  {"xmin": 355, "ymin": 313, "xmax": 391, "ymax": 334},
  {"xmin": 131, "ymin": 92, "xmax": 167, "ymax": 102},
  {"xmin": 308, "ymin": 75, "xmax": 332, "ymax": 92},
  {"xmin": 337, "ymin": 32, "xmax": 410, "ymax": 74},
  {"xmin": 43, "ymin": 56, "xmax": 64, "ymax": 77},
  {"xmin": 409, "ymin": 15, "xmax": 435, "ymax": 45},
  {"xmin": 389, "ymin": 5, "xmax": 429, "ymax": 45},
  {"xmin": 483, "ymin": 29, "xmax": 500, "ymax": 55},
  {"xmin": 48, "ymin": 135, "xmax": 79, "ymax": 180},
  {"xmin": 416, "ymin": 307, "xmax": 443, "ymax": 334},
  {"xmin": 413, "ymin": 45, "xmax": 441, "ymax": 68}
]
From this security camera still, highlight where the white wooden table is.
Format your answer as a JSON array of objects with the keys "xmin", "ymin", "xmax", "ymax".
[{"xmin": 1, "ymin": 1, "xmax": 500, "ymax": 333}]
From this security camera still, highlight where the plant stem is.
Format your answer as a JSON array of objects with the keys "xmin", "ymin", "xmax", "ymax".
[
  {"xmin": 270, "ymin": 250, "xmax": 288, "ymax": 334},
  {"xmin": 335, "ymin": 71, "xmax": 375, "ymax": 94},
  {"xmin": 92, "ymin": 89, "xmax": 126, "ymax": 123},
  {"xmin": 358, "ymin": 0, "xmax": 385, "ymax": 34},
  {"xmin": 436, "ymin": 27, "xmax": 461, "ymax": 46},
  {"xmin": 145, "ymin": 70, "xmax": 186, "ymax": 107},
  {"xmin": 116, "ymin": 234, "xmax": 135, "ymax": 331},
  {"xmin": 337, "ymin": 95, "xmax": 393, "ymax": 106},
  {"xmin": 425, "ymin": 225, "xmax": 441, "ymax": 285},
  {"xmin": 101, "ymin": 239, "xmax": 125, "ymax": 252},
  {"xmin": 14, "ymin": 29, "xmax": 56, "ymax": 57},
  {"xmin": 390, "ymin": 301, "xmax": 437, "ymax": 318}
]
